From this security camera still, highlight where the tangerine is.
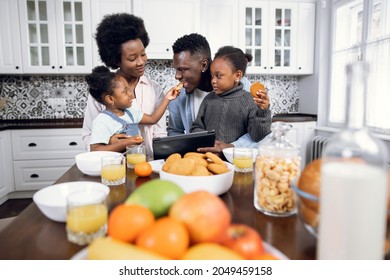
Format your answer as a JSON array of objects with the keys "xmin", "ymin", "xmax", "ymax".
[
  {"xmin": 135, "ymin": 216, "xmax": 190, "ymax": 259},
  {"xmin": 108, "ymin": 204, "xmax": 155, "ymax": 243},
  {"xmin": 134, "ymin": 162, "xmax": 153, "ymax": 177}
]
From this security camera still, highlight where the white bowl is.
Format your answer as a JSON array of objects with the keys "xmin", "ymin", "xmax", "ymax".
[
  {"xmin": 159, "ymin": 162, "xmax": 234, "ymax": 195},
  {"xmin": 222, "ymin": 147, "xmax": 258, "ymax": 164},
  {"xmin": 33, "ymin": 181, "xmax": 110, "ymax": 222},
  {"xmin": 75, "ymin": 151, "xmax": 122, "ymax": 176}
]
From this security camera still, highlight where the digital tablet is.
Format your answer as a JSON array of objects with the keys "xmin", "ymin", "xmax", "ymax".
[{"xmin": 152, "ymin": 131, "xmax": 216, "ymax": 160}]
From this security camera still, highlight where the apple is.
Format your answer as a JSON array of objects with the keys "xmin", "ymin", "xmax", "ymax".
[{"xmin": 220, "ymin": 224, "xmax": 265, "ymax": 259}]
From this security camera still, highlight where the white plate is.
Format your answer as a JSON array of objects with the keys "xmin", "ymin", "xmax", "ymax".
[
  {"xmin": 148, "ymin": 159, "xmax": 165, "ymax": 173},
  {"xmin": 70, "ymin": 241, "xmax": 289, "ymax": 260}
]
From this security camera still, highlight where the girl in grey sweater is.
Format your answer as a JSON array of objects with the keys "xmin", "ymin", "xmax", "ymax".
[{"xmin": 190, "ymin": 46, "xmax": 272, "ymax": 144}]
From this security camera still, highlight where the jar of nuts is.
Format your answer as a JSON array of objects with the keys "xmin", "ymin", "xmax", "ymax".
[{"xmin": 254, "ymin": 122, "xmax": 300, "ymax": 217}]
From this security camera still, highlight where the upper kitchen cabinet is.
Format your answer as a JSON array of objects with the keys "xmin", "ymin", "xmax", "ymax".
[
  {"xmin": 18, "ymin": 0, "xmax": 93, "ymax": 74},
  {"xmin": 200, "ymin": 0, "xmax": 239, "ymax": 56},
  {"xmin": 0, "ymin": 0, "xmax": 23, "ymax": 74},
  {"xmin": 133, "ymin": 0, "xmax": 201, "ymax": 59},
  {"xmin": 90, "ymin": 0, "xmax": 133, "ymax": 67},
  {"xmin": 239, "ymin": 0, "xmax": 315, "ymax": 75}
]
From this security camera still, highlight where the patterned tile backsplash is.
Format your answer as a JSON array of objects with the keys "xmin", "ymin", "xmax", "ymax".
[{"xmin": 0, "ymin": 60, "xmax": 298, "ymax": 120}]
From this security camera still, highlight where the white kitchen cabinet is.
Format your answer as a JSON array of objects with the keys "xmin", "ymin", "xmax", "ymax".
[
  {"xmin": 0, "ymin": 130, "xmax": 14, "ymax": 203},
  {"xmin": 133, "ymin": 0, "xmax": 201, "ymax": 59},
  {"xmin": 0, "ymin": 0, "xmax": 23, "ymax": 74},
  {"xmin": 239, "ymin": 0, "xmax": 315, "ymax": 75},
  {"xmin": 91, "ymin": 0, "xmax": 133, "ymax": 67},
  {"xmin": 285, "ymin": 121, "xmax": 316, "ymax": 169},
  {"xmin": 200, "ymin": 0, "xmax": 239, "ymax": 56},
  {"xmin": 11, "ymin": 128, "xmax": 84, "ymax": 191},
  {"xmin": 18, "ymin": 0, "xmax": 93, "ymax": 74}
]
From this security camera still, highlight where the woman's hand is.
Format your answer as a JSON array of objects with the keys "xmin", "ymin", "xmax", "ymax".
[{"xmin": 252, "ymin": 89, "xmax": 270, "ymax": 110}]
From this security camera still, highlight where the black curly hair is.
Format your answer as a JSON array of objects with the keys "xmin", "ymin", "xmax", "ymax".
[
  {"xmin": 95, "ymin": 13, "xmax": 150, "ymax": 69},
  {"xmin": 85, "ymin": 66, "xmax": 119, "ymax": 104},
  {"xmin": 214, "ymin": 46, "xmax": 251, "ymax": 75},
  {"xmin": 172, "ymin": 33, "xmax": 211, "ymax": 60}
]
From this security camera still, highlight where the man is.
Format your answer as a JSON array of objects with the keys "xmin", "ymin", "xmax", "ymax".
[{"xmin": 167, "ymin": 33, "xmax": 271, "ymax": 153}]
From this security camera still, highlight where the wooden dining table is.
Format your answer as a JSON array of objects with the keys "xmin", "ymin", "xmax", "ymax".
[{"xmin": 0, "ymin": 164, "xmax": 319, "ymax": 260}]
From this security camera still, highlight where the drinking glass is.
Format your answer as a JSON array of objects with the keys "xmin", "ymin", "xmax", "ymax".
[
  {"xmin": 126, "ymin": 144, "xmax": 146, "ymax": 168},
  {"xmin": 101, "ymin": 155, "xmax": 126, "ymax": 186},
  {"xmin": 66, "ymin": 189, "xmax": 108, "ymax": 246},
  {"xmin": 233, "ymin": 148, "xmax": 253, "ymax": 173}
]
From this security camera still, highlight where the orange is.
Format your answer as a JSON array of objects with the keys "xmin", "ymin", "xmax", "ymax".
[
  {"xmin": 253, "ymin": 253, "xmax": 280, "ymax": 260},
  {"xmin": 135, "ymin": 216, "xmax": 190, "ymax": 259},
  {"xmin": 134, "ymin": 162, "xmax": 152, "ymax": 177},
  {"xmin": 108, "ymin": 204, "xmax": 155, "ymax": 243}
]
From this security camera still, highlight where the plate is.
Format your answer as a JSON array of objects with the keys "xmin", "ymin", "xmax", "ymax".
[
  {"xmin": 148, "ymin": 159, "xmax": 164, "ymax": 173},
  {"xmin": 70, "ymin": 241, "xmax": 289, "ymax": 260}
]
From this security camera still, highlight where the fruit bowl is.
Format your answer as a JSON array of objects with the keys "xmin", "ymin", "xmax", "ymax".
[
  {"xmin": 75, "ymin": 151, "xmax": 122, "ymax": 176},
  {"xmin": 291, "ymin": 179, "xmax": 319, "ymax": 237},
  {"xmin": 222, "ymin": 147, "xmax": 258, "ymax": 164},
  {"xmin": 33, "ymin": 181, "xmax": 110, "ymax": 222},
  {"xmin": 159, "ymin": 162, "xmax": 235, "ymax": 195}
]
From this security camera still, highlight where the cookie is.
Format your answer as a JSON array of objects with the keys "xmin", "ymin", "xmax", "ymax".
[
  {"xmin": 184, "ymin": 152, "xmax": 207, "ymax": 159},
  {"xmin": 207, "ymin": 163, "xmax": 229, "ymax": 174},
  {"xmin": 162, "ymin": 153, "xmax": 182, "ymax": 172},
  {"xmin": 167, "ymin": 158, "xmax": 195, "ymax": 176},
  {"xmin": 190, "ymin": 165, "xmax": 210, "ymax": 176},
  {"xmin": 250, "ymin": 81, "xmax": 266, "ymax": 98},
  {"xmin": 205, "ymin": 152, "xmax": 224, "ymax": 165}
]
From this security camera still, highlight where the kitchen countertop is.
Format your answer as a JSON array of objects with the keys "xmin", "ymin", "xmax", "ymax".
[
  {"xmin": 272, "ymin": 113, "xmax": 317, "ymax": 122},
  {"xmin": 0, "ymin": 114, "xmax": 316, "ymax": 131},
  {"xmin": 0, "ymin": 118, "xmax": 83, "ymax": 131}
]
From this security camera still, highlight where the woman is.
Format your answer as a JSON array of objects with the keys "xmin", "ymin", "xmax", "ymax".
[{"xmin": 82, "ymin": 13, "xmax": 167, "ymax": 159}]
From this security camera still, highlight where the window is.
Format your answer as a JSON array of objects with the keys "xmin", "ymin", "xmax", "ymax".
[{"xmin": 328, "ymin": 0, "xmax": 390, "ymax": 133}]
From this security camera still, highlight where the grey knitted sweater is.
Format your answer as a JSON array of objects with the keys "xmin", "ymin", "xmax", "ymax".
[{"xmin": 190, "ymin": 84, "xmax": 272, "ymax": 143}]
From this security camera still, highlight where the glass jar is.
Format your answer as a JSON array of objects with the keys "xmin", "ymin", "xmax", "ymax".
[
  {"xmin": 317, "ymin": 61, "xmax": 389, "ymax": 260},
  {"xmin": 254, "ymin": 122, "xmax": 301, "ymax": 217}
]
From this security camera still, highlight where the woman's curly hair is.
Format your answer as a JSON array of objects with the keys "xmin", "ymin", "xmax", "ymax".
[{"xmin": 95, "ymin": 13, "xmax": 150, "ymax": 69}]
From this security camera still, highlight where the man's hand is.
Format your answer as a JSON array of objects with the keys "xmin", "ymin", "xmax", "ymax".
[
  {"xmin": 253, "ymin": 89, "xmax": 270, "ymax": 110},
  {"xmin": 197, "ymin": 140, "xmax": 234, "ymax": 154}
]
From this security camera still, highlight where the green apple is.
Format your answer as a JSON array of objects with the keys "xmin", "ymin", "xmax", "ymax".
[{"xmin": 125, "ymin": 179, "xmax": 185, "ymax": 218}]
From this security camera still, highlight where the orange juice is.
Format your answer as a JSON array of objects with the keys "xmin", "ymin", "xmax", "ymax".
[
  {"xmin": 233, "ymin": 157, "xmax": 253, "ymax": 169},
  {"xmin": 101, "ymin": 164, "xmax": 126, "ymax": 181},
  {"xmin": 66, "ymin": 204, "xmax": 108, "ymax": 233},
  {"xmin": 127, "ymin": 153, "xmax": 146, "ymax": 166}
]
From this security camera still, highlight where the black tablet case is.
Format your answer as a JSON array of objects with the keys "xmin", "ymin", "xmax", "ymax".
[{"xmin": 152, "ymin": 131, "xmax": 216, "ymax": 160}]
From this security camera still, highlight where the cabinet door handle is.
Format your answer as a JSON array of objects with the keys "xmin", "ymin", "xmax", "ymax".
[
  {"xmin": 16, "ymin": 66, "xmax": 19, "ymax": 69},
  {"xmin": 30, "ymin": 174, "xmax": 39, "ymax": 179},
  {"xmin": 69, "ymin": 142, "xmax": 78, "ymax": 146},
  {"xmin": 28, "ymin": 143, "xmax": 37, "ymax": 147}
]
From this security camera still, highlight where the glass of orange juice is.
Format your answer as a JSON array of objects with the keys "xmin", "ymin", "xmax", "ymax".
[
  {"xmin": 66, "ymin": 189, "xmax": 108, "ymax": 245},
  {"xmin": 233, "ymin": 148, "xmax": 254, "ymax": 173},
  {"xmin": 126, "ymin": 144, "xmax": 146, "ymax": 169},
  {"xmin": 101, "ymin": 155, "xmax": 126, "ymax": 186}
]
